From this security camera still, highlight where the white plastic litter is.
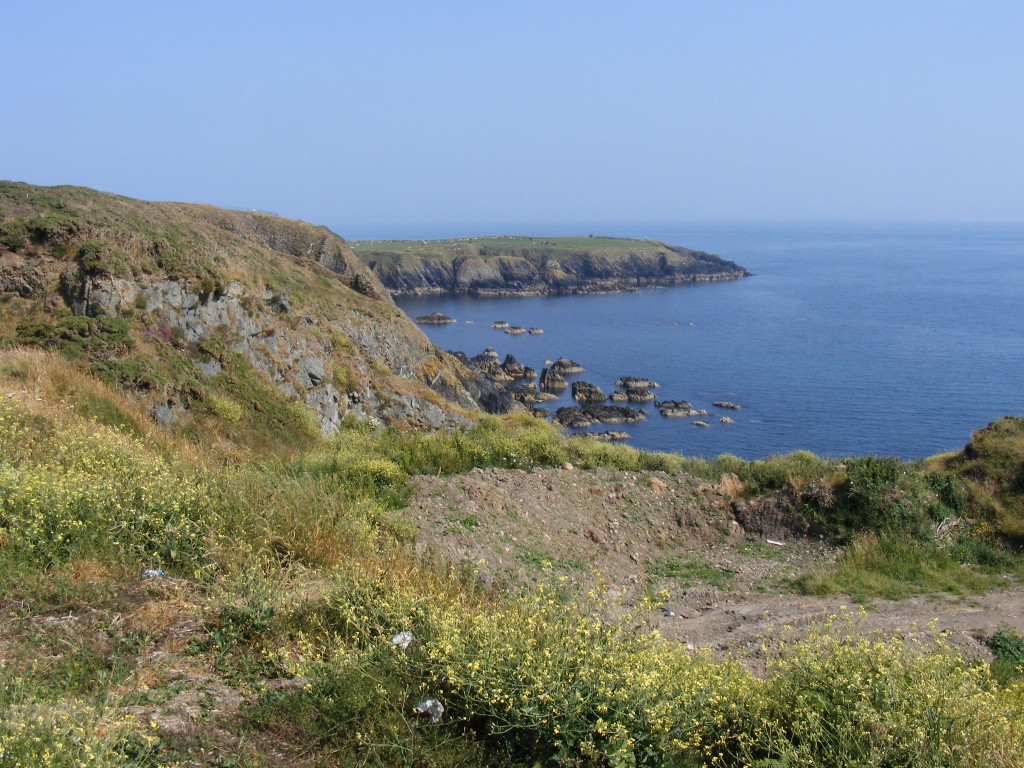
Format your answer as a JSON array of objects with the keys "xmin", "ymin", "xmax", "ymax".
[
  {"xmin": 142, "ymin": 568, "xmax": 165, "ymax": 579},
  {"xmin": 414, "ymin": 698, "xmax": 445, "ymax": 723},
  {"xmin": 390, "ymin": 630, "xmax": 413, "ymax": 650},
  {"xmin": 766, "ymin": 539, "xmax": 786, "ymax": 547}
]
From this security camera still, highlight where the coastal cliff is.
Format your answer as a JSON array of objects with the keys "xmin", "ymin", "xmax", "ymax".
[
  {"xmin": 0, "ymin": 182, "xmax": 511, "ymax": 453},
  {"xmin": 351, "ymin": 235, "xmax": 749, "ymax": 296}
]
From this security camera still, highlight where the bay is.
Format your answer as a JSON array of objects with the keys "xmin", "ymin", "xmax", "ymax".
[{"xmin": 364, "ymin": 222, "xmax": 1024, "ymax": 460}]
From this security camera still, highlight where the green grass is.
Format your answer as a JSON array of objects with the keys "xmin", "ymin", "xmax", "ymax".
[
  {"xmin": 987, "ymin": 627, "xmax": 1024, "ymax": 685},
  {"xmin": 794, "ymin": 533, "xmax": 1007, "ymax": 601},
  {"xmin": 647, "ymin": 555, "xmax": 735, "ymax": 590}
]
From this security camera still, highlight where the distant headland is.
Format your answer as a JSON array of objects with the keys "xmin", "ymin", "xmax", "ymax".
[{"xmin": 350, "ymin": 235, "xmax": 749, "ymax": 297}]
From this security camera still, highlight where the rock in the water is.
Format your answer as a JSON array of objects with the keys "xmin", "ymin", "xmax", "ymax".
[
  {"xmin": 490, "ymin": 320, "xmax": 509, "ymax": 329},
  {"xmin": 656, "ymin": 399, "xmax": 692, "ymax": 410},
  {"xmin": 501, "ymin": 354, "xmax": 527, "ymax": 378},
  {"xmin": 720, "ymin": 416, "xmax": 735, "ymax": 424},
  {"xmin": 617, "ymin": 376, "xmax": 659, "ymax": 389},
  {"xmin": 553, "ymin": 404, "xmax": 646, "ymax": 428},
  {"xmin": 693, "ymin": 420, "xmax": 709, "ymax": 428},
  {"xmin": 713, "ymin": 401, "xmax": 742, "ymax": 410},
  {"xmin": 608, "ymin": 391, "xmax": 629, "ymax": 403},
  {"xmin": 569, "ymin": 430, "xmax": 630, "ymax": 442},
  {"xmin": 539, "ymin": 367, "xmax": 568, "ymax": 392},
  {"xmin": 625, "ymin": 387, "xmax": 655, "ymax": 403},
  {"xmin": 660, "ymin": 407, "xmax": 701, "ymax": 418},
  {"xmin": 572, "ymin": 380, "xmax": 606, "ymax": 403},
  {"xmin": 550, "ymin": 357, "xmax": 585, "ymax": 374},
  {"xmin": 415, "ymin": 312, "xmax": 456, "ymax": 325},
  {"xmin": 528, "ymin": 327, "xmax": 544, "ymax": 334}
]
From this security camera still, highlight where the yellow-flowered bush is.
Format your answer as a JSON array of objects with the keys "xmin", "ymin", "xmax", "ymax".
[
  {"xmin": 284, "ymin": 570, "xmax": 1024, "ymax": 768},
  {"xmin": 418, "ymin": 585, "xmax": 754, "ymax": 766},
  {"xmin": 0, "ymin": 398, "xmax": 211, "ymax": 569},
  {"xmin": 287, "ymin": 575, "xmax": 754, "ymax": 766},
  {"xmin": 745, "ymin": 612, "xmax": 1024, "ymax": 767},
  {"xmin": 0, "ymin": 673, "xmax": 165, "ymax": 768}
]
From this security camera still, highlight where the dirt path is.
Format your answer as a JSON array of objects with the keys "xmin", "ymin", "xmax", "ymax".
[{"xmin": 408, "ymin": 465, "xmax": 1024, "ymax": 667}]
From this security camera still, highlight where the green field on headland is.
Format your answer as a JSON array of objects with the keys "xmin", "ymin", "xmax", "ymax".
[{"xmin": 352, "ymin": 234, "xmax": 750, "ymax": 295}]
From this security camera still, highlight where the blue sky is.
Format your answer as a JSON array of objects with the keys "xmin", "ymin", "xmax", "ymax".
[{"xmin": 5, "ymin": 2, "xmax": 1023, "ymax": 232}]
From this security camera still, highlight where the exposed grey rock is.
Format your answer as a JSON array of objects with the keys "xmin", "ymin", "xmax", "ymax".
[
  {"xmin": 415, "ymin": 312, "xmax": 456, "ymax": 325},
  {"xmin": 553, "ymin": 405, "xmax": 646, "ymax": 428},
  {"xmin": 572, "ymin": 380, "xmax": 606, "ymax": 403},
  {"xmin": 625, "ymin": 387, "xmax": 655, "ymax": 403},
  {"xmin": 501, "ymin": 354, "xmax": 527, "ymax": 378},
  {"xmin": 655, "ymin": 399, "xmax": 692, "ymax": 409},
  {"xmin": 539, "ymin": 367, "xmax": 568, "ymax": 392},
  {"xmin": 617, "ymin": 376, "xmax": 660, "ymax": 389},
  {"xmin": 551, "ymin": 357, "xmax": 585, "ymax": 374},
  {"xmin": 569, "ymin": 430, "xmax": 630, "ymax": 442},
  {"xmin": 195, "ymin": 359, "xmax": 222, "ymax": 376}
]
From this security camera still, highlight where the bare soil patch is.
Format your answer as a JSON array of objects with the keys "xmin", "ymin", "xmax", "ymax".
[{"xmin": 408, "ymin": 466, "xmax": 1024, "ymax": 668}]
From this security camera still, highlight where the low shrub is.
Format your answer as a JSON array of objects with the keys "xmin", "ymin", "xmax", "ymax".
[{"xmin": 750, "ymin": 612, "xmax": 1023, "ymax": 768}]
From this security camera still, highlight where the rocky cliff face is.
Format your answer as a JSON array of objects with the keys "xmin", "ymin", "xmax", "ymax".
[
  {"xmin": 355, "ymin": 238, "xmax": 749, "ymax": 296},
  {"xmin": 0, "ymin": 182, "xmax": 509, "ymax": 445}
]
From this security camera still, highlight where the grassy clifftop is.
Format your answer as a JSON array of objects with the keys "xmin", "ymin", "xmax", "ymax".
[{"xmin": 352, "ymin": 234, "xmax": 749, "ymax": 295}]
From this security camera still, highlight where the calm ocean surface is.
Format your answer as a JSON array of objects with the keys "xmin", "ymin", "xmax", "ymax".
[{"xmin": 360, "ymin": 222, "xmax": 1024, "ymax": 460}]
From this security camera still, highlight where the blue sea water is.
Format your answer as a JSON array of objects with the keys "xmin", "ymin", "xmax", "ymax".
[{"xmin": 372, "ymin": 222, "xmax": 1024, "ymax": 461}]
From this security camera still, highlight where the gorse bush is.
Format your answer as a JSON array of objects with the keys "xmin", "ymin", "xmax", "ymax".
[{"xmin": 0, "ymin": 398, "xmax": 212, "ymax": 570}]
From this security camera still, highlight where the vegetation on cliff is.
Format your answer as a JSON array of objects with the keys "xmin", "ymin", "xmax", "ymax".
[
  {"xmin": 0, "ymin": 181, "xmax": 501, "ymax": 450},
  {"xmin": 1, "ymin": 183, "xmax": 1023, "ymax": 766},
  {"xmin": 351, "ymin": 235, "xmax": 749, "ymax": 296}
]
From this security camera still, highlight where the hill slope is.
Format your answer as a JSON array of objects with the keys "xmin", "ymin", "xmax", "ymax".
[
  {"xmin": 0, "ymin": 181, "xmax": 508, "ymax": 454},
  {"xmin": 351, "ymin": 235, "xmax": 749, "ymax": 296}
]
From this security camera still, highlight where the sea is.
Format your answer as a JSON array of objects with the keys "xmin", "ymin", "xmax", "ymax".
[{"xmin": 341, "ymin": 222, "xmax": 1024, "ymax": 461}]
